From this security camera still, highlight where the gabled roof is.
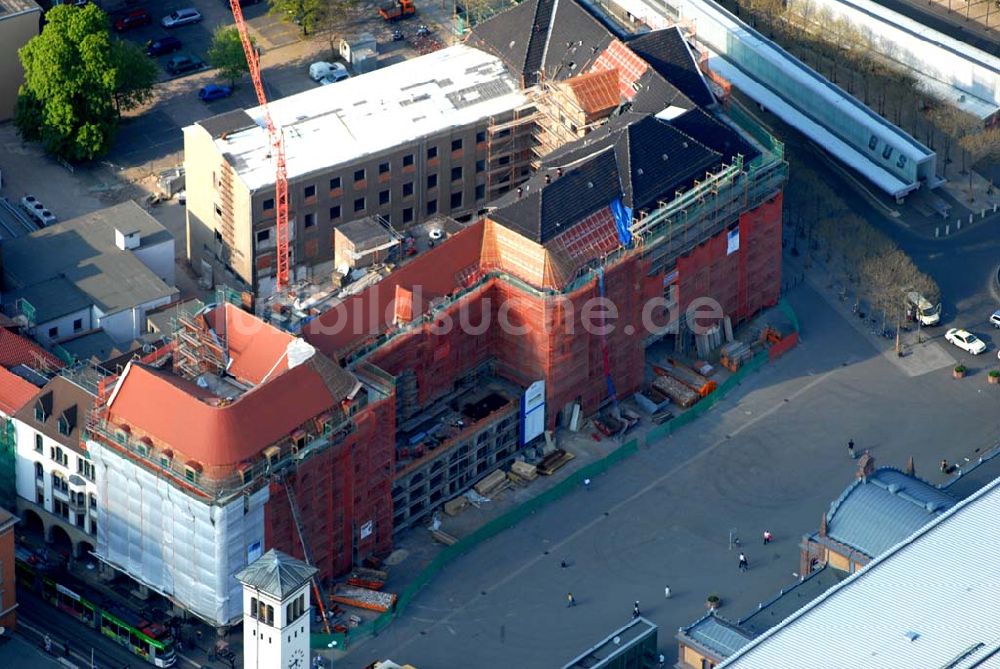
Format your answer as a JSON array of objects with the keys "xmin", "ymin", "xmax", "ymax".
[
  {"xmin": 824, "ymin": 467, "xmax": 956, "ymax": 558},
  {"xmin": 668, "ymin": 108, "xmax": 761, "ymax": 165},
  {"xmin": 235, "ymin": 549, "xmax": 317, "ymax": 600},
  {"xmin": 467, "ymin": 0, "xmax": 613, "ymax": 85},
  {"xmin": 563, "ymin": 69, "xmax": 621, "ymax": 116},
  {"xmin": 0, "ymin": 366, "xmax": 41, "ymax": 416},
  {"xmin": 627, "ymin": 28, "xmax": 715, "ymax": 108},
  {"xmin": 490, "ymin": 148, "xmax": 623, "ymax": 243},
  {"xmin": 15, "ymin": 375, "xmax": 94, "ymax": 451},
  {"xmin": 542, "ymin": 113, "xmax": 723, "ymax": 211},
  {"xmin": 202, "ymin": 303, "xmax": 297, "ymax": 385},
  {"xmin": 0, "ymin": 328, "xmax": 62, "ymax": 370}
]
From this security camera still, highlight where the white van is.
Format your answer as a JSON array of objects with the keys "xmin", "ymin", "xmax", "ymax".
[{"xmin": 906, "ymin": 292, "xmax": 941, "ymax": 326}]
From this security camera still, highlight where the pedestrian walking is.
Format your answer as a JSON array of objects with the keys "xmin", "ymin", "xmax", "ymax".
[
  {"xmin": 658, "ymin": 654, "xmax": 666, "ymax": 668},
  {"xmin": 632, "ymin": 601, "xmax": 641, "ymax": 618},
  {"xmin": 763, "ymin": 530, "xmax": 773, "ymax": 545},
  {"xmin": 560, "ymin": 560, "xmax": 568, "ymax": 569},
  {"xmin": 583, "ymin": 478, "xmax": 591, "ymax": 491},
  {"xmin": 567, "ymin": 592, "xmax": 576, "ymax": 607},
  {"xmin": 738, "ymin": 552, "xmax": 749, "ymax": 572},
  {"xmin": 940, "ymin": 459, "xmax": 949, "ymax": 473},
  {"xmin": 44, "ymin": 634, "xmax": 52, "ymax": 653},
  {"xmin": 664, "ymin": 585, "xmax": 671, "ymax": 599},
  {"xmin": 848, "ymin": 439, "xmax": 855, "ymax": 459}
]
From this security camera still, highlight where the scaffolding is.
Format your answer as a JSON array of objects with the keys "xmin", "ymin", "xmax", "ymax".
[
  {"xmin": 485, "ymin": 103, "xmax": 540, "ymax": 199},
  {"xmin": 0, "ymin": 417, "xmax": 16, "ymax": 511}
]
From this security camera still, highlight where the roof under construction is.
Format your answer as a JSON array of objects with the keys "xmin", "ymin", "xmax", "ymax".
[{"xmin": 199, "ymin": 44, "xmax": 528, "ymax": 192}]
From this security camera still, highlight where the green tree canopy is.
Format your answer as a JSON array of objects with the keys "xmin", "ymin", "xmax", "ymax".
[
  {"xmin": 15, "ymin": 4, "xmax": 156, "ymax": 162},
  {"xmin": 207, "ymin": 26, "xmax": 253, "ymax": 87},
  {"xmin": 268, "ymin": 0, "xmax": 354, "ymax": 36}
]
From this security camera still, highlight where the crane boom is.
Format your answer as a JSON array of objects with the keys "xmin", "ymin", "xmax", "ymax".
[{"xmin": 228, "ymin": 0, "xmax": 290, "ymax": 291}]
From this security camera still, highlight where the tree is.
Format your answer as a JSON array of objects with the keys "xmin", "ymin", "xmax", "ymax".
[
  {"xmin": 208, "ymin": 27, "xmax": 253, "ymax": 87},
  {"xmin": 111, "ymin": 39, "xmax": 157, "ymax": 116},
  {"xmin": 15, "ymin": 4, "xmax": 119, "ymax": 162},
  {"xmin": 959, "ymin": 128, "xmax": 1000, "ymax": 200},
  {"xmin": 268, "ymin": 0, "xmax": 354, "ymax": 36},
  {"xmin": 860, "ymin": 247, "xmax": 937, "ymax": 352}
]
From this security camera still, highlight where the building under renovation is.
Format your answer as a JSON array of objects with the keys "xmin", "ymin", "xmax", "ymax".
[
  {"xmin": 85, "ymin": 303, "xmax": 393, "ymax": 626},
  {"xmin": 304, "ymin": 1, "xmax": 787, "ymax": 531}
]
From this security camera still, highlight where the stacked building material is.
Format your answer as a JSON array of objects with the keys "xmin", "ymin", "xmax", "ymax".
[
  {"xmin": 474, "ymin": 469, "xmax": 511, "ymax": 497},
  {"xmin": 346, "ymin": 567, "xmax": 389, "ymax": 590},
  {"xmin": 538, "ymin": 449, "xmax": 575, "ymax": 475},
  {"xmin": 330, "ymin": 584, "xmax": 398, "ymax": 612},
  {"xmin": 508, "ymin": 460, "xmax": 538, "ymax": 486},
  {"xmin": 652, "ymin": 374, "xmax": 699, "ymax": 408},
  {"xmin": 443, "ymin": 496, "xmax": 470, "ymax": 516},
  {"xmin": 665, "ymin": 359, "xmax": 717, "ymax": 397},
  {"xmin": 719, "ymin": 340, "xmax": 754, "ymax": 371}
]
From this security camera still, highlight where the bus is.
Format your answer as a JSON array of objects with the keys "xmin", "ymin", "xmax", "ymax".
[{"xmin": 16, "ymin": 551, "xmax": 177, "ymax": 667}]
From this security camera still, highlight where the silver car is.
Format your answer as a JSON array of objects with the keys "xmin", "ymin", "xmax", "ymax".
[{"xmin": 161, "ymin": 8, "xmax": 202, "ymax": 28}]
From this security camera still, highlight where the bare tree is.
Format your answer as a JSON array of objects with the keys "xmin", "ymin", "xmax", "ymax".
[{"xmin": 860, "ymin": 248, "xmax": 938, "ymax": 352}]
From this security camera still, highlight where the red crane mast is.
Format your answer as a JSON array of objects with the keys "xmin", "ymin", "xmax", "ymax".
[{"xmin": 228, "ymin": 0, "xmax": 290, "ymax": 292}]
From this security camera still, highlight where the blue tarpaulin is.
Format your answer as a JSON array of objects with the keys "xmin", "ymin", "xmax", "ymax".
[{"xmin": 610, "ymin": 197, "xmax": 633, "ymax": 247}]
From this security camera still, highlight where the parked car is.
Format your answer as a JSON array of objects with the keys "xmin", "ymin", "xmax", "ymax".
[
  {"xmin": 113, "ymin": 8, "xmax": 152, "ymax": 32},
  {"xmin": 161, "ymin": 8, "xmax": 201, "ymax": 28},
  {"xmin": 945, "ymin": 328, "xmax": 987, "ymax": 355},
  {"xmin": 198, "ymin": 84, "xmax": 233, "ymax": 102},
  {"xmin": 165, "ymin": 54, "xmax": 204, "ymax": 75},
  {"xmin": 990, "ymin": 309, "xmax": 1000, "ymax": 329},
  {"xmin": 309, "ymin": 61, "xmax": 347, "ymax": 82},
  {"xmin": 320, "ymin": 68, "xmax": 350, "ymax": 85},
  {"xmin": 145, "ymin": 36, "xmax": 181, "ymax": 57}
]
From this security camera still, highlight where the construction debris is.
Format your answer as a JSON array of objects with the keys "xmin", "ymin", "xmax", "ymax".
[
  {"xmin": 537, "ymin": 449, "xmax": 574, "ymax": 475},
  {"xmin": 719, "ymin": 340, "xmax": 754, "ymax": 372},
  {"xmin": 474, "ymin": 469, "xmax": 511, "ymax": 497},
  {"xmin": 652, "ymin": 374, "xmax": 699, "ymax": 408},
  {"xmin": 665, "ymin": 358, "xmax": 717, "ymax": 397},
  {"xmin": 346, "ymin": 567, "xmax": 389, "ymax": 590},
  {"xmin": 330, "ymin": 584, "xmax": 398, "ymax": 613}
]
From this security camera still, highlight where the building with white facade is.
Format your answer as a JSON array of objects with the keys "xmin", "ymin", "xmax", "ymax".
[
  {"xmin": 13, "ymin": 374, "xmax": 98, "ymax": 559},
  {"xmin": 1, "ymin": 201, "xmax": 178, "ymax": 346}
]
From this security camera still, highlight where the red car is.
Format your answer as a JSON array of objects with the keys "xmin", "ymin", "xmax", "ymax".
[{"xmin": 113, "ymin": 8, "xmax": 151, "ymax": 32}]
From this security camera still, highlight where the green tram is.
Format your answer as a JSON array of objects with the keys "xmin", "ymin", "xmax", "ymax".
[{"xmin": 16, "ymin": 552, "xmax": 177, "ymax": 667}]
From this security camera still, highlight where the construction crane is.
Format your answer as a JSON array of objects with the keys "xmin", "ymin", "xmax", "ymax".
[{"xmin": 228, "ymin": 0, "xmax": 290, "ymax": 292}]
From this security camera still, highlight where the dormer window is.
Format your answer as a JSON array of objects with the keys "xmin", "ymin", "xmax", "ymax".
[
  {"xmin": 34, "ymin": 392, "xmax": 53, "ymax": 423},
  {"xmin": 58, "ymin": 416, "xmax": 70, "ymax": 436},
  {"xmin": 185, "ymin": 461, "xmax": 203, "ymax": 483},
  {"xmin": 35, "ymin": 407, "xmax": 45, "ymax": 422}
]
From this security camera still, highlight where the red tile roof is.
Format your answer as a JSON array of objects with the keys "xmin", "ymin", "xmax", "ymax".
[
  {"xmin": 0, "ymin": 328, "xmax": 62, "ymax": 370},
  {"xmin": 0, "ymin": 366, "xmax": 40, "ymax": 416},
  {"xmin": 304, "ymin": 222, "xmax": 486, "ymax": 358},
  {"xmin": 589, "ymin": 39, "xmax": 649, "ymax": 101},
  {"xmin": 204, "ymin": 303, "xmax": 294, "ymax": 384},
  {"xmin": 107, "ymin": 357, "xmax": 344, "ymax": 468},
  {"xmin": 564, "ymin": 69, "xmax": 621, "ymax": 116}
]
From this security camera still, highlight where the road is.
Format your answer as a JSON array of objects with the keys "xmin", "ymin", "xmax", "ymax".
[{"xmin": 342, "ymin": 273, "xmax": 1000, "ymax": 667}]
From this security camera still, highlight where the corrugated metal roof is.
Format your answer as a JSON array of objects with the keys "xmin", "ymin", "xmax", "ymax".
[
  {"xmin": 682, "ymin": 613, "xmax": 753, "ymax": 657},
  {"xmin": 234, "ymin": 549, "xmax": 317, "ymax": 600},
  {"xmin": 718, "ymin": 474, "xmax": 1000, "ymax": 669},
  {"xmin": 825, "ymin": 467, "xmax": 956, "ymax": 557}
]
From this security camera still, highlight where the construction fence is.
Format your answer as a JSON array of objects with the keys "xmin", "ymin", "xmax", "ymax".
[{"xmin": 312, "ymin": 298, "xmax": 801, "ymax": 650}]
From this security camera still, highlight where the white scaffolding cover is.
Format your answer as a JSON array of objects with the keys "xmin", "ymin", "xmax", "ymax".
[{"xmin": 91, "ymin": 439, "xmax": 268, "ymax": 626}]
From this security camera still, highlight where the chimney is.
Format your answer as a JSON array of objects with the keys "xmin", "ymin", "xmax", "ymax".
[
  {"xmin": 517, "ymin": 187, "xmax": 523, "ymax": 198},
  {"xmin": 556, "ymin": 167, "xmax": 563, "ymax": 178},
  {"xmin": 115, "ymin": 228, "xmax": 141, "ymax": 251},
  {"xmin": 905, "ymin": 456, "xmax": 915, "ymax": 477},
  {"xmin": 544, "ymin": 174, "xmax": 551, "ymax": 184}
]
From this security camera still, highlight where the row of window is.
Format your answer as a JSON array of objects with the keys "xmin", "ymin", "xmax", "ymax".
[
  {"xmin": 45, "ymin": 318, "xmax": 85, "ymax": 340},
  {"xmin": 34, "ymin": 438, "xmax": 96, "ymax": 480},
  {"xmin": 37, "ymin": 486, "xmax": 97, "ymax": 534},
  {"xmin": 263, "ymin": 163, "xmax": 488, "ymax": 214}
]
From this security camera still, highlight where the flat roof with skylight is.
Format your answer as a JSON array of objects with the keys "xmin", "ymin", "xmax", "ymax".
[{"xmin": 198, "ymin": 44, "xmax": 528, "ymax": 192}]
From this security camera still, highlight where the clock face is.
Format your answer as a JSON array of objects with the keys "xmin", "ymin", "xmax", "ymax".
[{"xmin": 288, "ymin": 648, "xmax": 306, "ymax": 669}]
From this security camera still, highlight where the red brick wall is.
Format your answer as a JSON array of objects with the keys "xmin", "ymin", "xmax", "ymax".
[{"xmin": 0, "ymin": 525, "xmax": 15, "ymax": 629}]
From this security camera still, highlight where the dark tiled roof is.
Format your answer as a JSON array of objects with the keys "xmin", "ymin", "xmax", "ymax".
[
  {"xmin": 235, "ymin": 549, "xmax": 317, "ymax": 599},
  {"xmin": 628, "ymin": 28, "xmax": 715, "ymax": 108},
  {"xmin": 544, "ymin": 113, "xmax": 723, "ymax": 211},
  {"xmin": 468, "ymin": 0, "xmax": 612, "ymax": 85},
  {"xmin": 670, "ymin": 108, "xmax": 761, "ymax": 165},
  {"xmin": 491, "ymin": 148, "xmax": 622, "ymax": 243},
  {"xmin": 630, "ymin": 68, "xmax": 696, "ymax": 115}
]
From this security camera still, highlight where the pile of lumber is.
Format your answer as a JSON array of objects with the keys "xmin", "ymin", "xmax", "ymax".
[
  {"xmin": 665, "ymin": 358, "xmax": 717, "ymax": 397},
  {"xmin": 720, "ymin": 341, "xmax": 754, "ymax": 371},
  {"xmin": 652, "ymin": 374, "xmax": 699, "ymax": 408},
  {"xmin": 443, "ymin": 496, "xmax": 470, "ymax": 516},
  {"xmin": 538, "ymin": 449, "xmax": 574, "ymax": 475},
  {"xmin": 346, "ymin": 567, "xmax": 388, "ymax": 590},
  {"xmin": 330, "ymin": 584, "xmax": 397, "ymax": 613},
  {"xmin": 507, "ymin": 460, "xmax": 538, "ymax": 487},
  {"xmin": 474, "ymin": 469, "xmax": 511, "ymax": 498}
]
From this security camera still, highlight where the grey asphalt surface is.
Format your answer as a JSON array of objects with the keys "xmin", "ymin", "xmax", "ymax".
[{"xmin": 343, "ymin": 275, "xmax": 1000, "ymax": 668}]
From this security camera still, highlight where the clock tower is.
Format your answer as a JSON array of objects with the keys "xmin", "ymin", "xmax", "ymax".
[{"xmin": 236, "ymin": 549, "xmax": 317, "ymax": 669}]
